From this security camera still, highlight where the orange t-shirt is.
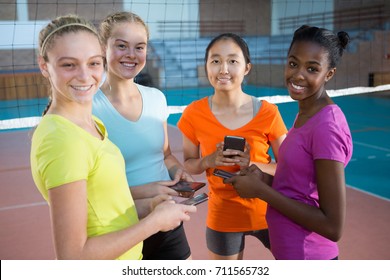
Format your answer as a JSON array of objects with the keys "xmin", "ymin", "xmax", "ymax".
[{"xmin": 178, "ymin": 97, "xmax": 288, "ymax": 232}]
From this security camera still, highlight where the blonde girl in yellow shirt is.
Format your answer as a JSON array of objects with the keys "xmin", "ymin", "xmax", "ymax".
[{"xmin": 30, "ymin": 14, "xmax": 196, "ymax": 260}]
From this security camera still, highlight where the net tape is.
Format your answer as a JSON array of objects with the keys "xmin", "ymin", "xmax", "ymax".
[{"xmin": 1, "ymin": 84, "xmax": 390, "ymax": 130}]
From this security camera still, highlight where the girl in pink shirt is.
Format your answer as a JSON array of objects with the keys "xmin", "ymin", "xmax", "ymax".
[{"xmin": 227, "ymin": 25, "xmax": 353, "ymax": 260}]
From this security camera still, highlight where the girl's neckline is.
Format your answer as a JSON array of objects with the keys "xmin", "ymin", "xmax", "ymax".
[
  {"xmin": 99, "ymin": 84, "xmax": 144, "ymax": 124},
  {"xmin": 293, "ymin": 104, "xmax": 337, "ymax": 129},
  {"xmin": 45, "ymin": 114, "xmax": 105, "ymax": 141},
  {"xmin": 206, "ymin": 95, "xmax": 263, "ymax": 131}
]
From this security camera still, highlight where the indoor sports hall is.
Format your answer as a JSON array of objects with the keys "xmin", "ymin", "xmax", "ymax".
[{"xmin": 1, "ymin": 0, "xmax": 389, "ymax": 261}]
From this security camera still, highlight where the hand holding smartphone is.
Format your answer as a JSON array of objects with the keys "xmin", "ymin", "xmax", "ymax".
[
  {"xmin": 223, "ymin": 136, "xmax": 245, "ymax": 157},
  {"xmin": 180, "ymin": 193, "xmax": 209, "ymax": 206},
  {"xmin": 169, "ymin": 181, "xmax": 206, "ymax": 198},
  {"xmin": 213, "ymin": 168, "xmax": 236, "ymax": 179}
]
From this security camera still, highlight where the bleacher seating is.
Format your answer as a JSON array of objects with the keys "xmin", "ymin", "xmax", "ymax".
[
  {"xmin": 148, "ymin": 28, "xmax": 382, "ymax": 89},
  {"xmin": 149, "ymin": 35, "xmax": 293, "ymax": 88}
]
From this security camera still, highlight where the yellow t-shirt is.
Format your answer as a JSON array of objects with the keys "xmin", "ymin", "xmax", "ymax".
[
  {"xmin": 30, "ymin": 114, "xmax": 142, "ymax": 260},
  {"xmin": 178, "ymin": 98, "xmax": 288, "ymax": 232}
]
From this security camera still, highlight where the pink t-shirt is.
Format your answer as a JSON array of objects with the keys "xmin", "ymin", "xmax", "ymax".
[{"xmin": 267, "ymin": 105, "xmax": 353, "ymax": 260}]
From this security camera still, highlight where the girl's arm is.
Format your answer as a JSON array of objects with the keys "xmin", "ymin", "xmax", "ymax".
[
  {"xmin": 182, "ymin": 136, "xmax": 213, "ymax": 174},
  {"xmin": 249, "ymin": 134, "xmax": 286, "ymax": 179},
  {"xmin": 228, "ymin": 160, "xmax": 346, "ymax": 241},
  {"xmin": 263, "ymin": 160, "xmax": 345, "ymax": 241},
  {"xmin": 48, "ymin": 180, "xmax": 196, "ymax": 259},
  {"xmin": 162, "ymin": 122, "xmax": 193, "ymax": 181}
]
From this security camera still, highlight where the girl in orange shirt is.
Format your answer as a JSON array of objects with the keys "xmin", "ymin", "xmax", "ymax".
[{"xmin": 177, "ymin": 33, "xmax": 287, "ymax": 260}]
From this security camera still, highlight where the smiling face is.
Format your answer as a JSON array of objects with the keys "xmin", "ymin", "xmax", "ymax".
[
  {"xmin": 104, "ymin": 22, "xmax": 148, "ymax": 81},
  {"xmin": 39, "ymin": 31, "xmax": 104, "ymax": 105},
  {"xmin": 206, "ymin": 38, "xmax": 251, "ymax": 92},
  {"xmin": 285, "ymin": 40, "xmax": 335, "ymax": 101}
]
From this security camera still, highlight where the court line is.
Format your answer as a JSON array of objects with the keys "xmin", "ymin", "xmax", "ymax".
[
  {"xmin": 353, "ymin": 141, "xmax": 390, "ymax": 153},
  {"xmin": 0, "ymin": 166, "xmax": 30, "ymax": 173},
  {"xmin": 0, "ymin": 201, "xmax": 47, "ymax": 212},
  {"xmin": 347, "ymin": 185, "xmax": 390, "ymax": 202}
]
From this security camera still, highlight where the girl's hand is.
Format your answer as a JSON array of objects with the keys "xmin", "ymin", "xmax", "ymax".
[
  {"xmin": 205, "ymin": 142, "xmax": 241, "ymax": 168},
  {"xmin": 221, "ymin": 141, "xmax": 251, "ymax": 168},
  {"xmin": 152, "ymin": 200, "xmax": 197, "ymax": 232},
  {"xmin": 173, "ymin": 168, "xmax": 194, "ymax": 182},
  {"xmin": 227, "ymin": 142, "xmax": 251, "ymax": 169},
  {"xmin": 149, "ymin": 194, "xmax": 173, "ymax": 212},
  {"xmin": 131, "ymin": 180, "xmax": 181, "ymax": 199},
  {"xmin": 225, "ymin": 164, "xmax": 269, "ymax": 198}
]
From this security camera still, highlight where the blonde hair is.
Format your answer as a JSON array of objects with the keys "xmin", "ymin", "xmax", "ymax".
[
  {"xmin": 99, "ymin": 11, "xmax": 149, "ymax": 46},
  {"xmin": 39, "ymin": 14, "xmax": 98, "ymax": 61}
]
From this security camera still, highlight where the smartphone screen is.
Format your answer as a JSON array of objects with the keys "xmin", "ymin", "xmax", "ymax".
[
  {"xmin": 223, "ymin": 136, "xmax": 245, "ymax": 157},
  {"xmin": 170, "ymin": 181, "xmax": 205, "ymax": 192},
  {"xmin": 170, "ymin": 181, "xmax": 206, "ymax": 198},
  {"xmin": 180, "ymin": 193, "xmax": 208, "ymax": 206}
]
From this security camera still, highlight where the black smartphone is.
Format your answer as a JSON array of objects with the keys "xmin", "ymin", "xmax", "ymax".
[
  {"xmin": 180, "ymin": 193, "xmax": 209, "ymax": 206},
  {"xmin": 213, "ymin": 168, "xmax": 236, "ymax": 179},
  {"xmin": 170, "ymin": 181, "xmax": 206, "ymax": 198},
  {"xmin": 223, "ymin": 136, "xmax": 245, "ymax": 157}
]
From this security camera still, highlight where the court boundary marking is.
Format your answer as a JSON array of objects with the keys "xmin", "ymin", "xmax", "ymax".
[
  {"xmin": 346, "ymin": 184, "xmax": 390, "ymax": 202},
  {"xmin": 0, "ymin": 201, "xmax": 47, "ymax": 212}
]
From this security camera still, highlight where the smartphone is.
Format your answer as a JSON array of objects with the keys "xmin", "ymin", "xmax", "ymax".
[
  {"xmin": 213, "ymin": 168, "xmax": 236, "ymax": 179},
  {"xmin": 223, "ymin": 136, "xmax": 245, "ymax": 157},
  {"xmin": 180, "ymin": 193, "xmax": 209, "ymax": 206},
  {"xmin": 170, "ymin": 181, "xmax": 206, "ymax": 198}
]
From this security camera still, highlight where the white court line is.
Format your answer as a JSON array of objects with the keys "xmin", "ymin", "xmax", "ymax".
[
  {"xmin": 353, "ymin": 141, "xmax": 390, "ymax": 153},
  {"xmin": 0, "ymin": 201, "xmax": 47, "ymax": 212}
]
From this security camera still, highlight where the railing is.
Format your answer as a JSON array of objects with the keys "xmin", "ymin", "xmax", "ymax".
[
  {"xmin": 0, "ymin": 72, "xmax": 48, "ymax": 100},
  {"xmin": 279, "ymin": 5, "xmax": 387, "ymax": 33},
  {"xmin": 157, "ymin": 20, "xmax": 245, "ymax": 36}
]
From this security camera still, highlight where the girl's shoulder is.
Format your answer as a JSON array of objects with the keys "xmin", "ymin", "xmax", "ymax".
[
  {"xmin": 255, "ymin": 99, "xmax": 282, "ymax": 117},
  {"xmin": 37, "ymin": 115, "xmax": 71, "ymax": 134},
  {"xmin": 135, "ymin": 83, "xmax": 164, "ymax": 95},
  {"xmin": 315, "ymin": 104, "xmax": 347, "ymax": 124},
  {"xmin": 135, "ymin": 83, "xmax": 167, "ymax": 104},
  {"xmin": 310, "ymin": 105, "xmax": 351, "ymax": 144},
  {"xmin": 260, "ymin": 99, "xmax": 279, "ymax": 110},
  {"xmin": 33, "ymin": 115, "xmax": 83, "ymax": 151},
  {"xmin": 180, "ymin": 97, "xmax": 209, "ymax": 121},
  {"xmin": 185, "ymin": 96, "xmax": 209, "ymax": 110}
]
